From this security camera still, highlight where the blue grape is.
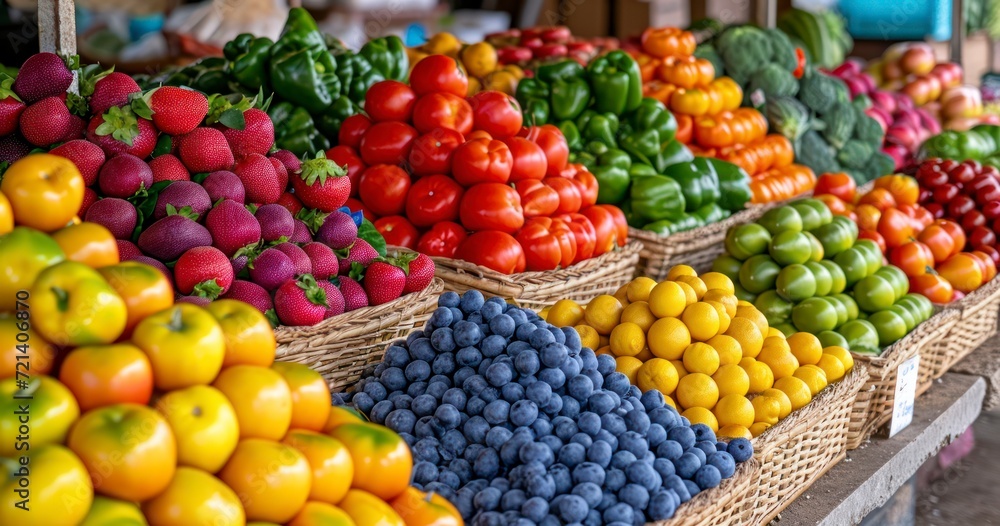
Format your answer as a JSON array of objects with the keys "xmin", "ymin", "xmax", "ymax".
[
  {"xmin": 567, "ymin": 374, "xmax": 594, "ymax": 402},
  {"xmin": 474, "ymin": 486, "xmax": 502, "ymax": 511},
  {"xmin": 514, "ymin": 349, "xmax": 541, "ymax": 376},
  {"xmin": 694, "ymin": 464, "xmax": 722, "ymax": 490},
  {"xmin": 588, "ymin": 392, "xmax": 616, "ymax": 416},
  {"xmin": 483, "ymin": 400, "xmax": 511, "ymax": 425},
  {"xmin": 600, "ymin": 413, "xmax": 626, "ymax": 436},
  {"xmin": 353, "ymin": 392, "xmax": 375, "ymax": 414},
  {"xmin": 384, "ymin": 345, "xmax": 410, "ymax": 368},
  {"xmin": 502, "ymin": 489, "xmax": 527, "ymax": 512},
  {"xmin": 413, "ymin": 461, "xmax": 439, "ymax": 485},
  {"xmin": 571, "ymin": 462, "xmax": 606, "ymax": 486},
  {"xmin": 412, "ymin": 394, "xmax": 438, "ymax": 417},
  {"xmin": 603, "ymin": 503, "xmax": 634, "ymax": 524},
  {"xmin": 586, "ymin": 440, "xmax": 613, "ymax": 468},
  {"xmin": 618, "ymin": 431, "xmax": 649, "ymax": 458},
  {"xmin": 485, "ymin": 362, "xmax": 513, "ymax": 387},
  {"xmin": 501, "ymin": 382, "xmax": 525, "ymax": 403},
  {"xmin": 557, "ymin": 495, "xmax": 589, "ymax": 523},
  {"xmin": 413, "ymin": 438, "xmax": 441, "ymax": 464},
  {"xmin": 707, "ymin": 451, "xmax": 736, "ymax": 478},
  {"xmin": 673, "ymin": 452, "xmax": 702, "ymax": 479},
  {"xmin": 521, "ymin": 497, "xmax": 549, "ymax": 522},
  {"xmin": 460, "ymin": 290, "xmax": 485, "ymax": 313},
  {"xmin": 531, "ymin": 417, "xmax": 553, "ymax": 437},
  {"xmin": 538, "ymin": 367, "xmax": 566, "ymax": 390},
  {"xmin": 646, "ymin": 490, "xmax": 678, "ymax": 521},
  {"xmin": 463, "ymin": 415, "xmax": 490, "ymax": 444},
  {"xmin": 454, "ymin": 320, "xmax": 483, "ymax": 347},
  {"xmin": 434, "ymin": 403, "xmax": 462, "ymax": 429},
  {"xmin": 609, "ymin": 450, "xmax": 637, "ymax": 470},
  {"xmin": 540, "ymin": 342, "xmax": 568, "ymax": 368},
  {"xmin": 617, "ymin": 483, "xmax": 649, "ymax": 509},
  {"xmin": 626, "ymin": 461, "xmax": 662, "ymax": 492},
  {"xmin": 728, "ymin": 437, "xmax": 753, "ymax": 462},
  {"xmin": 406, "ymin": 381, "xmax": 428, "ymax": 398},
  {"xmin": 526, "ymin": 379, "xmax": 553, "ymax": 406},
  {"xmin": 410, "ymin": 338, "xmax": 436, "ymax": 362},
  {"xmin": 473, "ymin": 447, "xmax": 501, "ymax": 479},
  {"xmin": 370, "ymin": 400, "xmax": 393, "ymax": 424},
  {"xmin": 384, "ymin": 409, "xmax": 416, "ymax": 434},
  {"xmin": 429, "ymin": 307, "xmax": 454, "ymax": 328},
  {"xmin": 392, "ymin": 394, "xmax": 413, "ymax": 411},
  {"xmin": 457, "ymin": 346, "xmax": 484, "ymax": 368},
  {"xmin": 439, "ymin": 291, "xmax": 460, "ymax": 308},
  {"xmin": 529, "ymin": 328, "xmax": 556, "ymax": 349},
  {"xmin": 463, "ymin": 374, "xmax": 489, "ymax": 396},
  {"xmin": 481, "ymin": 333, "xmax": 507, "ymax": 357},
  {"xmin": 667, "ymin": 426, "xmax": 696, "ymax": 450}
]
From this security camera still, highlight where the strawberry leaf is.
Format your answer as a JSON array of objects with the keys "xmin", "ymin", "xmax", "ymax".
[
  {"xmin": 0, "ymin": 73, "xmax": 21, "ymax": 102},
  {"xmin": 393, "ymin": 251, "xmax": 418, "ymax": 275},
  {"xmin": 349, "ymin": 261, "xmax": 366, "ymax": 282},
  {"xmin": 295, "ymin": 208, "xmax": 330, "ymax": 234},
  {"xmin": 268, "ymin": 235, "xmax": 290, "ymax": 247},
  {"xmin": 0, "ymin": 161, "xmax": 9, "ymax": 177},
  {"xmin": 151, "ymin": 134, "xmax": 172, "ymax": 158},
  {"xmin": 297, "ymin": 274, "xmax": 329, "ymax": 307},
  {"xmin": 166, "ymin": 204, "xmax": 199, "ymax": 221},
  {"xmin": 265, "ymin": 308, "xmax": 280, "ymax": 328},
  {"xmin": 192, "ymin": 172, "xmax": 210, "ymax": 184},
  {"xmin": 298, "ymin": 151, "xmax": 347, "ymax": 186},
  {"xmin": 193, "ymin": 280, "xmax": 224, "ymax": 300},
  {"xmin": 131, "ymin": 97, "xmax": 153, "ymax": 120},
  {"xmin": 235, "ymin": 240, "xmax": 265, "ymax": 269},
  {"xmin": 96, "ymin": 106, "xmax": 140, "ymax": 147},
  {"xmin": 245, "ymin": 203, "xmax": 259, "ymax": 214},
  {"xmin": 358, "ymin": 219, "xmax": 387, "ymax": 257},
  {"xmin": 65, "ymin": 92, "xmax": 88, "ymax": 117},
  {"xmin": 254, "ymin": 87, "xmax": 274, "ymax": 112},
  {"xmin": 219, "ymin": 108, "xmax": 246, "ymax": 130},
  {"xmin": 77, "ymin": 64, "xmax": 113, "ymax": 98}
]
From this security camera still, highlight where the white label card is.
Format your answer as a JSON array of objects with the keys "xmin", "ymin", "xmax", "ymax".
[{"xmin": 889, "ymin": 354, "xmax": 920, "ymax": 437}]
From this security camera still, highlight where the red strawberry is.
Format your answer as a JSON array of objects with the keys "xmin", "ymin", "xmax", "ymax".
[
  {"xmin": 202, "ymin": 170, "xmax": 245, "ymax": 203},
  {"xmin": 290, "ymin": 220, "xmax": 312, "ymax": 243},
  {"xmin": 270, "ymin": 157, "xmax": 288, "ymax": 191},
  {"xmin": 248, "ymin": 247, "xmax": 295, "ymax": 291},
  {"xmin": 401, "ymin": 253, "xmax": 435, "ymax": 294},
  {"xmin": 116, "ymin": 239, "xmax": 142, "ymax": 260},
  {"xmin": 205, "ymin": 199, "xmax": 262, "ymax": 257},
  {"xmin": 98, "ymin": 154, "xmax": 153, "ymax": 199},
  {"xmin": 277, "ymin": 192, "xmax": 303, "ymax": 216},
  {"xmin": 20, "ymin": 96, "xmax": 71, "ymax": 146},
  {"xmin": 220, "ymin": 108, "xmax": 274, "ymax": 157},
  {"xmin": 61, "ymin": 115, "xmax": 86, "ymax": 141},
  {"xmin": 78, "ymin": 188, "xmax": 98, "ymax": 217},
  {"xmin": 318, "ymin": 280, "xmax": 345, "ymax": 318},
  {"xmin": 221, "ymin": 279, "xmax": 274, "ymax": 314},
  {"xmin": 303, "ymin": 242, "xmax": 338, "ymax": 280},
  {"xmin": 0, "ymin": 135, "xmax": 30, "ymax": 163},
  {"xmin": 290, "ymin": 151, "xmax": 350, "ymax": 212},
  {"xmin": 0, "ymin": 76, "xmax": 25, "ymax": 136},
  {"xmin": 89, "ymin": 72, "xmax": 141, "ymax": 115},
  {"xmin": 12, "ymin": 53, "xmax": 72, "ymax": 103},
  {"xmin": 86, "ymin": 110, "xmax": 158, "ymax": 158},
  {"xmin": 150, "ymin": 86, "xmax": 210, "ymax": 136},
  {"xmin": 149, "ymin": 154, "xmax": 191, "ymax": 183},
  {"xmin": 179, "ymin": 127, "xmax": 234, "ymax": 173},
  {"xmin": 50, "ymin": 140, "xmax": 106, "ymax": 186},
  {"xmin": 85, "ymin": 197, "xmax": 138, "ymax": 239},
  {"xmin": 362, "ymin": 260, "xmax": 406, "ymax": 305},
  {"xmin": 274, "ymin": 274, "xmax": 329, "ymax": 326},
  {"xmin": 338, "ymin": 238, "xmax": 378, "ymax": 275},
  {"xmin": 176, "ymin": 295, "xmax": 211, "ymax": 306},
  {"xmin": 175, "ymin": 246, "xmax": 234, "ymax": 299},
  {"xmin": 235, "ymin": 153, "xmax": 281, "ymax": 204},
  {"xmin": 274, "ymin": 242, "xmax": 311, "ymax": 276},
  {"xmin": 270, "ymin": 149, "xmax": 302, "ymax": 173},
  {"xmin": 338, "ymin": 276, "xmax": 368, "ymax": 311}
]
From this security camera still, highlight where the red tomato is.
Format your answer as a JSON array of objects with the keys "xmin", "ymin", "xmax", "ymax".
[
  {"xmin": 516, "ymin": 217, "xmax": 577, "ymax": 271},
  {"xmin": 530, "ymin": 125, "xmax": 569, "ymax": 177},
  {"xmin": 947, "ymin": 195, "xmax": 977, "ymax": 218},
  {"xmin": 558, "ymin": 213, "xmax": 597, "ymax": 264},
  {"xmin": 467, "ymin": 130, "xmax": 492, "ymax": 141},
  {"xmin": 595, "ymin": 204, "xmax": 628, "ymax": 247},
  {"xmin": 933, "ymin": 183, "xmax": 959, "ymax": 204},
  {"xmin": 345, "ymin": 197, "xmax": 375, "ymax": 221},
  {"xmin": 469, "ymin": 91, "xmax": 523, "ymax": 138},
  {"xmin": 412, "ymin": 93, "xmax": 473, "ymax": 135},
  {"xmin": 971, "ymin": 251, "xmax": 998, "ymax": 282},
  {"xmin": 858, "ymin": 230, "xmax": 887, "ymax": 254},
  {"xmin": 418, "ymin": 222, "xmax": 467, "ymax": 258},
  {"xmin": 358, "ymin": 165, "xmax": 411, "ymax": 217},
  {"xmin": 813, "ymin": 172, "xmax": 856, "ymax": 203},
  {"xmin": 569, "ymin": 168, "xmax": 599, "ymax": 208},
  {"xmin": 917, "ymin": 224, "xmax": 957, "ymax": 263},
  {"xmin": 410, "ymin": 55, "xmax": 469, "ymax": 97},
  {"xmin": 925, "ymin": 202, "xmax": 946, "ymax": 219},
  {"xmin": 909, "ymin": 273, "xmax": 954, "ymax": 303},
  {"xmin": 934, "ymin": 219, "xmax": 967, "ymax": 256},
  {"xmin": 976, "ymin": 244, "xmax": 1000, "ymax": 265},
  {"xmin": 326, "ymin": 145, "xmax": 366, "ymax": 198},
  {"xmin": 543, "ymin": 177, "xmax": 582, "ymax": 215},
  {"xmin": 889, "ymin": 241, "xmax": 933, "ymax": 277},
  {"xmin": 969, "ymin": 226, "xmax": 996, "ymax": 248},
  {"xmin": 375, "ymin": 216, "xmax": 419, "ymax": 249},
  {"xmin": 452, "ymin": 139, "xmax": 514, "ymax": 186},
  {"xmin": 961, "ymin": 209, "xmax": 987, "ymax": 231},
  {"xmin": 877, "ymin": 208, "xmax": 915, "ymax": 249},
  {"xmin": 408, "ymin": 128, "xmax": 465, "ymax": 177},
  {"xmin": 456, "ymin": 230, "xmax": 526, "ymax": 274},
  {"xmin": 459, "ymin": 183, "xmax": 524, "ymax": 233},
  {"xmin": 405, "ymin": 174, "xmax": 464, "ymax": 227},
  {"xmin": 938, "ymin": 253, "xmax": 984, "ymax": 293},
  {"xmin": 983, "ymin": 201, "xmax": 1000, "ymax": 220},
  {"xmin": 359, "ymin": 122, "xmax": 418, "ymax": 166},
  {"xmin": 503, "ymin": 137, "xmax": 547, "ymax": 181},
  {"xmin": 580, "ymin": 205, "xmax": 618, "ymax": 256},
  {"xmin": 364, "ymin": 80, "xmax": 416, "ymax": 122},
  {"xmin": 514, "ymin": 180, "xmax": 560, "ymax": 218},
  {"xmin": 339, "ymin": 114, "xmax": 372, "ymax": 149}
]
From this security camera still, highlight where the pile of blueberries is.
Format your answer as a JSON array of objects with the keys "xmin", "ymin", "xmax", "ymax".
[{"xmin": 347, "ymin": 290, "xmax": 754, "ymax": 525}]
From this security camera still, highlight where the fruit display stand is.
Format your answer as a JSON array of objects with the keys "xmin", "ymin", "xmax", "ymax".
[
  {"xmin": 924, "ymin": 275, "xmax": 1000, "ymax": 393},
  {"xmin": 846, "ymin": 309, "xmax": 961, "ymax": 449},
  {"xmin": 431, "ymin": 240, "xmax": 642, "ymax": 311},
  {"xmin": 749, "ymin": 363, "xmax": 868, "ymax": 523},
  {"xmin": 275, "ymin": 278, "xmax": 443, "ymax": 391},
  {"xmin": 654, "ymin": 458, "xmax": 761, "ymax": 526}
]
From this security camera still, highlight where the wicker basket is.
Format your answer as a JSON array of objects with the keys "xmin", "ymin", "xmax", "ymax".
[
  {"xmin": 275, "ymin": 278, "xmax": 443, "ymax": 392},
  {"xmin": 431, "ymin": 241, "xmax": 642, "ymax": 311},
  {"xmin": 652, "ymin": 458, "xmax": 761, "ymax": 526},
  {"xmin": 750, "ymin": 363, "xmax": 868, "ymax": 524},
  {"xmin": 845, "ymin": 309, "xmax": 960, "ymax": 449}
]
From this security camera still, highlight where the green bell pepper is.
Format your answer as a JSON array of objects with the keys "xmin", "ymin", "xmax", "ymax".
[
  {"xmin": 269, "ymin": 8, "xmax": 341, "ymax": 113},
  {"xmin": 577, "ymin": 111, "xmax": 620, "ymax": 148},
  {"xmin": 536, "ymin": 61, "xmax": 591, "ymax": 121},
  {"xmin": 659, "ymin": 141, "xmax": 695, "ymax": 169},
  {"xmin": 316, "ymin": 96, "xmax": 359, "ymax": 138},
  {"xmin": 629, "ymin": 164, "xmax": 658, "ymax": 178},
  {"xmin": 346, "ymin": 54, "xmax": 386, "ymax": 102},
  {"xmin": 919, "ymin": 129, "xmax": 994, "ymax": 161},
  {"xmin": 705, "ymin": 158, "xmax": 751, "ymax": 211},
  {"xmin": 585, "ymin": 141, "xmax": 609, "ymax": 157},
  {"xmin": 224, "ymin": 34, "xmax": 274, "ymax": 90},
  {"xmin": 585, "ymin": 50, "xmax": 643, "ymax": 115},
  {"xmin": 662, "ymin": 162, "xmax": 707, "ymax": 211},
  {"xmin": 515, "ymin": 78, "xmax": 551, "ymax": 125},
  {"xmin": 559, "ymin": 121, "xmax": 582, "ymax": 151},
  {"xmin": 592, "ymin": 149, "xmax": 632, "ymax": 205},
  {"xmin": 972, "ymin": 124, "xmax": 1000, "ymax": 155},
  {"xmin": 359, "ymin": 36, "xmax": 408, "ymax": 82},
  {"xmin": 572, "ymin": 151, "xmax": 597, "ymax": 171},
  {"xmin": 643, "ymin": 214, "xmax": 702, "ymax": 235},
  {"xmin": 695, "ymin": 203, "xmax": 728, "ymax": 224},
  {"xmin": 622, "ymin": 97, "xmax": 677, "ymax": 143},
  {"xmin": 269, "ymin": 101, "xmax": 329, "ymax": 157},
  {"xmin": 629, "ymin": 174, "xmax": 685, "ymax": 223},
  {"xmin": 691, "ymin": 157, "xmax": 721, "ymax": 205}
]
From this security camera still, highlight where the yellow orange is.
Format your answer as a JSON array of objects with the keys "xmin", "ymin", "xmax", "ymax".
[
  {"xmin": 751, "ymin": 396, "xmax": 781, "ymax": 425},
  {"xmin": 714, "ymin": 394, "xmax": 755, "ymax": 428},
  {"xmin": 610, "ymin": 322, "xmax": 645, "ymax": 357},
  {"xmin": 615, "ymin": 356, "xmax": 644, "ymax": 384},
  {"xmin": 823, "ymin": 346, "xmax": 854, "ymax": 371},
  {"xmin": 757, "ymin": 346, "xmax": 799, "ymax": 380},
  {"xmin": 675, "ymin": 275, "xmax": 707, "ymax": 300},
  {"xmin": 703, "ymin": 289, "xmax": 738, "ymax": 317},
  {"xmin": 712, "ymin": 364, "xmax": 750, "ymax": 398},
  {"xmin": 740, "ymin": 357, "xmax": 775, "ymax": 394},
  {"xmin": 621, "ymin": 301, "xmax": 656, "ymax": 332},
  {"xmin": 675, "ymin": 281, "xmax": 698, "ymax": 305},
  {"xmin": 761, "ymin": 388, "xmax": 793, "ymax": 419},
  {"xmin": 817, "ymin": 353, "xmax": 847, "ymax": 382},
  {"xmin": 666, "ymin": 265, "xmax": 697, "ymax": 280},
  {"xmin": 726, "ymin": 318, "xmax": 763, "ymax": 358},
  {"xmin": 700, "ymin": 272, "xmax": 735, "ymax": 294},
  {"xmin": 749, "ymin": 422, "xmax": 772, "ymax": 437},
  {"xmin": 648, "ymin": 281, "xmax": 687, "ymax": 318},
  {"xmin": 627, "ymin": 277, "xmax": 658, "ymax": 302},
  {"xmin": 682, "ymin": 342, "xmax": 720, "ymax": 376},
  {"xmin": 647, "ymin": 317, "xmax": 691, "ymax": 360},
  {"xmin": 774, "ymin": 376, "xmax": 812, "ymax": 410},
  {"xmin": 546, "ymin": 300, "xmax": 584, "ymax": 327},
  {"xmin": 704, "ymin": 300, "xmax": 731, "ymax": 334},
  {"xmin": 735, "ymin": 304, "xmax": 769, "ymax": 335},
  {"xmin": 788, "ymin": 332, "xmax": 823, "ymax": 365},
  {"xmin": 682, "ymin": 407, "xmax": 719, "ymax": 431},
  {"xmin": 575, "ymin": 325, "xmax": 600, "ymax": 351},
  {"xmin": 717, "ymin": 425, "xmax": 753, "ymax": 439},
  {"xmin": 636, "ymin": 358, "xmax": 679, "ymax": 395},
  {"xmin": 670, "ymin": 359, "xmax": 689, "ymax": 380},
  {"xmin": 613, "ymin": 284, "xmax": 631, "ymax": 307},
  {"xmin": 707, "ymin": 334, "xmax": 742, "ymax": 365},
  {"xmin": 676, "ymin": 373, "xmax": 719, "ymax": 410},
  {"xmin": 682, "ymin": 302, "xmax": 720, "ymax": 342},
  {"xmin": 584, "ymin": 295, "xmax": 623, "ymax": 335},
  {"xmin": 794, "ymin": 365, "xmax": 828, "ymax": 395}
]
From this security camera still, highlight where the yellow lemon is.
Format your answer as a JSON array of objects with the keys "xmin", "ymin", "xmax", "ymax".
[
  {"xmin": 647, "ymin": 317, "xmax": 691, "ymax": 360},
  {"xmin": 613, "ymin": 284, "xmax": 631, "ymax": 308},
  {"xmin": 700, "ymin": 272, "xmax": 735, "ymax": 294},
  {"xmin": 725, "ymin": 318, "xmax": 763, "ymax": 358},
  {"xmin": 751, "ymin": 396, "xmax": 781, "ymax": 425},
  {"xmin": 774, "ymin": 376, "xmax": 812, "ymax": 410},
  {"xmin": 682, "ymin": 302, "xmax": 720, "ymax": 342},
  {"xmin": 627, "ymin": 277, "xmax": 658, "ymax": 302},
  {"xmin": 707, "ymin": 334, "xmax": 743, "ymax": 366},
  {"xmin": 574, "ymin": 324, "xmax": 600, "ymax": 351},
  {"xmin": 595, "ymin": 346, "xmax": 613, "ymax": 356},
  {"xmin": 610, "ymin": 322, "xmax": 645, "ymax": 357},
  {"xmin": 675, "ymin": 281, "xmax": 698, "ymax": 305},
  {"xmin": 648, "ymin": 281, "xmax": 687, "ymax": 318},
  {"xmin": 739, "ymin": 357, "xmax": 775, "ymax": 394},
  {"xmin": 547, "ymin": 299, "xmax": 584, "ymax": 327},
  {"xmin": 664, "ymin": 396, "xmax": 678, "ymax": 410},
  {"xmin": 704, "ymin": 300, "xmax": 731, "ymax": 334},
  {"xmin": 703, "ymin": 289, "xmax": 738, "ymax": 317},
  {"xmin": 735, "ymin": 304, "xmax": 769, "ymax": 335},
  {"xmin": 676, "ymin": 373, "xmax": 719, "ymax": 410},
  {"xmin": 823, "ymin": 346, "xmax": 854, "ymax": 371},
  {"xmin": 666, "ymin": 264, "xmax": 697, "ymax": 280},
  {"xmin": 749, "ymin": 422, "xmax": 772, "ymax": 437},
  {"xmin": 539, "ymin": 306, "xmax": 551, "ymax": 320},
  {"xmin": 794, "ymin": 365, "xmax": 828, "ymax": 395},
  {"xmin": 713, "ymin": 394, "xmax": 755, "ymax": 428},
  {"xmin": 675, "ymin": 275, "xmax": 708, "ymax": 300},
  {"xmin": 682, "ymin": 407, "xmax": 719, "ymax": 431},
  {"xmin": 615, "ymin": 356, "xmax": 644, "ymax": 384},
  {"xmin": 761, "ymin": 388, "xmax": 793, "ymax": 419},
  {"xmin": 621, "ymin": 301, "xmax": 656, "ymax": 332},
  {"xmin": 816, "ymin": 353, "xmax": 847, "ymax": 382},
  {"xmin": 682, "ymin": 342, "xmax": 720, "ymax": 376},
  {"xmin": 757, "ymin": 345, "xmax": 799, "ymax": 380},
  {"xmin": 584, "ymin": 295, "xmax": 623, "ymax": 335},
  {"xmin": 637, "ymin": 358, "xmax": 679, "ymax": 394},
  {"xmin": 717, "ymin": 425, "xmax": 753, "ymax": 440},
  {"xmin": 737, "ymin": 300, "xmax": 754, "ymax": 308},
  {"xmin": 762, "ymin": 336, "xmax": 790, "ymax": 353},
  {"xmin": 766, "ymin": 327, "xmax": 786, "ymax": 339},
  {"xmin": 787, "ymin": 332, "xmax": 823, "ymax": 365},
  {"xmin": 712, "ymin": 364, "xmax": 750, "ymax": 398},
  {"xmin": 635, "ymin": 347, "xmax": 655, "ymax": 362},
  {"xmin": 670, "ymin": 360, "xmax": 689, "ymax": 380}
]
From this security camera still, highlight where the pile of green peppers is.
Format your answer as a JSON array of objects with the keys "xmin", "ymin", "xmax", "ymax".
[
  {"xmin": 138, "ymin": 8, "xmax": 407, "ymax": 156},
  {"xmin": 515, "ymin": 52, "xmax": 752, "ymax": 236},
  {"xmin": 918, "ymin": 124, "xmax": 1000, "ymax": 168}
]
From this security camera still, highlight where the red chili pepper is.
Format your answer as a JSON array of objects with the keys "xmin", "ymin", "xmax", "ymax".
[{"xmin": 793, "ymin": 48, "xmax": 806, "ymax": 79}]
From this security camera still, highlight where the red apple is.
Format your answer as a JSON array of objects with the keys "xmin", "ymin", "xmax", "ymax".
[
  {"xmin": 932, "ymin": 62, "xmax": 964, "ymax": 88},
  {"xmin": 497, "ymin": 46, "xmax": 532, "ymax": 64},
  {"xmin": 540, "ymin": 26, "xmax": 571, "ymax": 43},
  {"xmin": 984, "ymin": 201, "xmax": 1000, "ymax": 220},
  {"xmin": 534, "ymin": 43, "xmax": 568, "ymax": 59},
  {"xmin": 962, "ymin": 210, "xmax": 987, "ymax": 230},
  {"xmin": 900, "ymin": 46, "xmax": 936, "ymax": 75},
  {"xmin": 933, "ymin": 183, "xmax": 960, "ymax": 203}
]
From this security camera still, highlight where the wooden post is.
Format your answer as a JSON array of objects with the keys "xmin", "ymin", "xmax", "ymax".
[
  {"xmin": 37, "ymin": 0, "xmax": 76, "ymax": 55},
  {"xmin": 951, "ymin": 0, "xmax": 964, "ymax": 66}
]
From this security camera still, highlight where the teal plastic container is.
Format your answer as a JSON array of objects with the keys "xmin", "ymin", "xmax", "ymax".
[{"xmin": 838, "ymin": 0, "xmax": 951, "ymax": 41}]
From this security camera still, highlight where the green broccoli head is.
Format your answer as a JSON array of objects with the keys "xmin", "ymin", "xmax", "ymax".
[
  {"xmin": 854, "ymin": 112, "xmax": 886, "ymax": 145},
  {"xmin": 718, "ymin": 26, "xmax": 772, "ymax": 80},
  {"xmin": 748, "ymin": 63, "xmax": 799, "ymax": 99},
  {"xmin": 765, "ymin": 28, "xmax": 798, "ymax": 72},
  {"xmin": 796, "ymin": 130, "xmax": 840, "ymax": 174},
  {"xmin": 820, "ymin": 101, "xmax": 857, "ymax": 149},
  {"xmin": 798, "ymin": 67, "xmax": 838, "ymax": 113},
  {"xmin": 838, "ymin": 139, "xmax": 876, "ymax": 170}
]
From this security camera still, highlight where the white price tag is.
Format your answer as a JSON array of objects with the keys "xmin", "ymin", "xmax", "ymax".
[{"xmin": 889, "ymin": 354, "xmax": 920, "ymax": 437}]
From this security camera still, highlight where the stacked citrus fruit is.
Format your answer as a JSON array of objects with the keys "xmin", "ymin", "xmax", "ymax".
[
  {"xmin": 0, "ymin": 154, "xmax": 458, "ymax": 526},
  {"xmin": 544, "ymin": 267, "xmax": 855, "ymax": 439}
]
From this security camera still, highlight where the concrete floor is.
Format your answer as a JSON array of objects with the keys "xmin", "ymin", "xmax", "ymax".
[{"xmin": 916, "ymin": 409, "xmax": 1000, "ymax": 526}]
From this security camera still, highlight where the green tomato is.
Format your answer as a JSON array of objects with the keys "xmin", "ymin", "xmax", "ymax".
[
  {"xmin": 853, "ymin": 239, "xmax": 883, "ymax": 276},
  {"xmin": 898, "ymin": 293, "xmax": 933, "ymax": 321},
  {"xmin": 774, "ymin": 323, "xmax": 798, "ymax": 337},
  {"xmin": 821, "ymin": 295, "xmax": 849, "ymax": 328},
  {"xmin": 868, "ymin": 310, "xmax": 909, "ymax": 347},
  {"xmin": 758, "ymin": 206, "xmax": 803, "ymax": 235},
  {"xmin": 739, "ymin": 254, "xmax": 781, "ymax": 294},
  {"xmin": 776, "ymin": 264, "xmax": 817, "ymax": 302},
  {"xmin": 803, "ymin": 231, "xmax": 825, "ymax": 262},
  {"xmin": 853, "ymin": 275, "xmax": 896, "ymax": 313},
  {"xmin": 832, "ymin": 293, "xmax": 860, "ymax": 321},
  {"xmin": 791, "ymin": 201, "xmax": 823, "ymax": 231},
  {"xmin": 810, "ymin": 221, "xmax": 854, "ymax": 258},
  {"xmin": 817, "ymin": 330, "xmax": 849, "ymax": 349},
  {"xmin": 831, "ymin": 214, "xmax": 860, "ymax": 242},
  {"xmin": 805, "ymin": 261, "xmax": 832, "ymax": 296},
  {"xmin": 712, "ymin": 255, "xmax": 744, "ymax": 283},
  {"xmin": 834, "ymin": 248, "xmax": 868, "ymax": 288},
  {"xmin": 797, "ymin": 198, "xmax": 833, "ymax": 226},
  {"xmin": 819, "ymin": 260, "xmax": 847, "ymax": 294},
  {"xmin": 769, "ymin": 231, "xmax": 813, "ymax": 266},
  {"xmin": 875, "ymin": 265, "xmax": 909, "ymax": 301},
  {"xmin": 888, "ymin": 304, "xmax": 917, "ymax": 332},
  {"xmin": 837, "ymin": 319, "xmax": 880, "ymax": 352},
  {"xmin": 725, "ymin": 223, "xmax": 772, "ymax": 260},
  {"xmin": 754, "ymin": 290, "xmax": 794, "ymax": 326},
  {"xmin": 792, "ymin": 297, "xmax": 839, "ymax": 334},
  {"xmin": 733, "ymin": 281, "xmax": 758, "ymax": 303}
]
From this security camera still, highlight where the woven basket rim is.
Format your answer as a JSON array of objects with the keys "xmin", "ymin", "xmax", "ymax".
[
  {"xmin": 939, "ymin": 273, "xmax": 1000, "ymax": 312},
  {"xmin": 851, "ymin": 308, "xmax": 960, "ymax": 368},
  {"xmin": 650, "ymin": 457, "xmax": 760, "ymax": 525}
]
